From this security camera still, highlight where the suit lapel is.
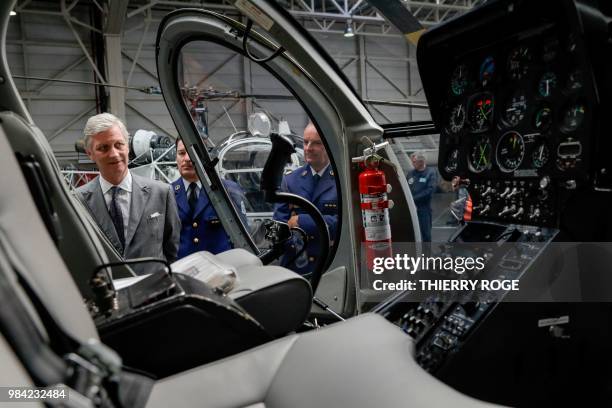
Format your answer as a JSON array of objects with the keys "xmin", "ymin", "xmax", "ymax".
[
  {"xmin": 82, "ymin": 179, "xmax": 123, "ymax": 252},
  {"xmin": 125, "ymin": 175, "xmax": 151, "ymax": 247},
  {"xmin": 173, "ymin": 181, "xmax": 190, "ymax": 218},
  {"xmin": 296, "ymin": 165, "xmax": 314, "ymax": 199},
  {"xmin": 193, "ymin": 187, "xmax": 211, "ymax": 219}
]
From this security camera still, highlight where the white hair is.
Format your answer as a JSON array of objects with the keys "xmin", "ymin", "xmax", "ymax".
[
  {"xmin": 411, "ymin": 151, "xmax": 426, "ymax": 161},
  {"xmin": 83, "ymin": 113, "xmax": 129, "ymax": 149}
]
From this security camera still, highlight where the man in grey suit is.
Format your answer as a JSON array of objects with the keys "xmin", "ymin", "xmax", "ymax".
[{"xmin": 77, "ymin": 113, "xmax": 180, "ymax": 275}]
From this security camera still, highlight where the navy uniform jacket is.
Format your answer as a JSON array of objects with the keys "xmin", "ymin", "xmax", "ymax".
[
  {"xmin": 272, "ymin": 164, "xmax": 338, "ymax": 275},
  {"xmin": 172, "ymin": 178, "xmax": 247, "ymax": 259}
]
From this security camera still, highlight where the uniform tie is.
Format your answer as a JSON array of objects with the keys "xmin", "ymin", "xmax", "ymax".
[
  {"xmin": 313, "ymin": 173, "xmax": 321, "ymax": 186},
  {"xmin": 188, "ymin": 183, "xmax": 198, "ymax": 214},
  {"xmin": 109, "ymin": 186, "xmax": 125, "ymax": 250}
]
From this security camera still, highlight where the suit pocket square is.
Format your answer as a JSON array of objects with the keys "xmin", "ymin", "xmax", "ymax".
[{"xmin": 149, "ymin": 212, "xmax": 161, "ymax": 219}]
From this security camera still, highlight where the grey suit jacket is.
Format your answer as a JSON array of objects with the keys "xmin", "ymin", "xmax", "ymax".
[{"xmin": 77, "ymin": 173, "xmax": 180, "ymax": 275}]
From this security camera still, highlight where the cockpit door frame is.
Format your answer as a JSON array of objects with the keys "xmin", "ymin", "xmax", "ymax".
[{"xmin": 156, "ymin": 2, "xmax": 388, "ymax": 314}]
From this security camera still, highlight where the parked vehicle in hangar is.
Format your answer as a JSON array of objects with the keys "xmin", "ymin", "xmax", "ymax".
[{"xmin": 1, "ymin": 0, "xmax": 612, "ymax": 407}]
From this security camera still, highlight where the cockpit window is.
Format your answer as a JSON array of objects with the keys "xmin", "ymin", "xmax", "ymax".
[{"xmin": 177, "ymin": 40, "xmax": 339, "ymax": 273}]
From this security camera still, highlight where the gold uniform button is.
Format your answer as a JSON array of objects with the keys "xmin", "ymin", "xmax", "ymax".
[
  {"xmin": 309, "ymin": 256, "xmax": 315, "ymax": 262},
  {"xmin": 193, "ymin": 237, "xmax": 199, "ymax": 244},
  {"xmin": 192, "ymin": 222, "xmax": 198, "ymax": 228}
]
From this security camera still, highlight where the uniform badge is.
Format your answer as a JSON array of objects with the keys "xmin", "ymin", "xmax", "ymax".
[
  {"xmin": 408, "ymin": 177, "xmax": 414, "ymax": 185},
  {"xmin": 330, "ymin": 170, "xmax": 334, "ymax": 176},
  {"xmin": 175, "ymin": 184, "xmax": 181, "ymax": 191},
  {"xmin": 301, "ymin": 170, "xmax": 308, "ymax": 177}
]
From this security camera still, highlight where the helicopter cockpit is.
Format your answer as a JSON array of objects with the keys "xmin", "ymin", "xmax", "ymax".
[{"xmin": 2, "ymin": 0, "xmax": 612, "ymax": 407}]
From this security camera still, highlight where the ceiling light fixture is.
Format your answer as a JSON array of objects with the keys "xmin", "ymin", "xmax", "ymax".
[{"xmin": 344, "ymin": 19, "xmax": 355, "ymax": 38}]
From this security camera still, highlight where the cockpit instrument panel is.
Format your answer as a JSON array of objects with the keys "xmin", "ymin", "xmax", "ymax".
[{"xmin": 418, "ymin": 0, "xmax": 599, "ymax": 226}]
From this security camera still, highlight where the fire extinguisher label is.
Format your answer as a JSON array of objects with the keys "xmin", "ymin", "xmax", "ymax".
[{"xmin": 361, "ymin": 193, "xmax": 391, "ymax": 241}]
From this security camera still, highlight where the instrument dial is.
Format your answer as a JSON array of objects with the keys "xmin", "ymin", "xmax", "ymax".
[
  {"xmin": 532, "ymin": 142, "xmax": 550, "ymax": 169},
  {"xmin": 468, "ymin": 137, "xmax": 493, "ymax": 173},
  {"xmin": 444, "ymin": 148, "xmax": 460, "ymax": 174},
  {"xmin": 538, "ymin": 72, "xmax": 557, "ymax": 97},
  {"xmin": 503, "ymin": 92, "xmax": 527, "ymax": 127},
  {"xmin": 507, "ymin": 46, "xmax": 531, "ymax": 80},
  {"xmin": 448, "ymin": 104, "xmax": 466, "ymax": 133},
  {"xmin": 450, "ymin": 64, "xmax": 469, "ymax": 96},
  {"xmin": 496, "ymin": 131, "xmax": 525, "ymax": 172},
  {"xmin": 468, "ymin": 93, "xmax": 494, "ymax": 133},
  {"xmin": 561, "ymin": 103, "xmax": 585, "ymax": 132},
  {"xmin": 534, "ymin": 106, "xmax": 552, "ymax": 132}
]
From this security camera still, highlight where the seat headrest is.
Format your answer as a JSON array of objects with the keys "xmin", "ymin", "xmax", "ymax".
[{"xmin": 0, "ymin": 124, "xmax": 98, "ymax": 342}]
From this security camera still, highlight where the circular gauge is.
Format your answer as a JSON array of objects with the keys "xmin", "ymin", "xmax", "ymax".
[
  {"xmin": 538, "ymin": 72, "xmax": 557, "ymax": 97},
  {"xmin": 504, "ymin": 92, "xmax": 527, "ymax": 127},
  {"xmin": 444, "ymin": 148, "xmax": 460, "ymax": 173},
  {"xmin": 468, "ymin": 93, "xmax": 494, "ymax": 132},
  {"xmin": 479, "ymin": 57, "xmax": 495, "ymax": 87},
  {"xmin": 561, "ymin": 103, "xmax": 585, "ymax": 132},
  {"xmin": 450, "ymin": 64, "xmax": 469, "ymax": 96},
  {"xmin": 566, "ymin": 70, "xmax": 583, "ymax": 92},
  {"xmin": 507, "ymin": 46, "xmax": 531, "ymax": 80},
  {"xmin": 532, "ymin": 142, "xmax": 550, "ymax": 169},
  {"xmin": 534, "ymin": 106, "xmax": 552, "ymax": 132},
  {"xmin": 496, "ymin": 131, "xmax": 525, "ymax": 172},
  {"xmin": 448, "ymin": 103, "xmax": 466, "ymax": 133},
  {"xmin": 468, "ymin": 137, "xmax": 493, "ymax": 173}
]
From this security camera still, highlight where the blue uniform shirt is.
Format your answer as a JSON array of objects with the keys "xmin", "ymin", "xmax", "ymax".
[
  {"xmin": 408, "ymin": 167, "xmax": 437, "ymax": 208},
  {"xmin": 408, "ymin": 166, "xmax": 437, "ymax": 241},
  {"xmin": 272, "ymin": 164, "xmax": 338, "ymax": 275},
  {"xmin": 172, "ymin": 178, "xmax": 247, "ymax": 259}
]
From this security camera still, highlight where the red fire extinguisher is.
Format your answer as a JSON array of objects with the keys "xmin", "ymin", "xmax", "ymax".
[{"xmin": 354, "ymin": 144, "xmax": 394, "ymax": 271}]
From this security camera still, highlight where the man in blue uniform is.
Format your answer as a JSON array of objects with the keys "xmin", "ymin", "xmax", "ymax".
[
  {"xmin": 172, "ymin": 139, "xmax": 247, "ymax": 259},
  {"xmin": 273, "ymin": 123, "xmax": 338, "ymax": 275},
  {"xmin": 408, "ymin": 151, "xmax": 438, "ymax": 242}
]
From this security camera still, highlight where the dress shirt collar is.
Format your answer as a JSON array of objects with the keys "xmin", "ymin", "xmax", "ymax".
[
  {"xmin": 182, "ymin": 178, "xmax": 202, "ymax": 192},
  {"xmin": 310, "ymin": 163, "xmax": 330, "ymax": 177},
  {"xmin": 99, "ymin": 171, "xmax": 132, "ymax": 194}
]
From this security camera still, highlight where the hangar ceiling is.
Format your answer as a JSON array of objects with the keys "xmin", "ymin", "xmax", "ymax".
[{"xmin": 7, "ymin": 0, "xmax": 479, "ymax": 163}]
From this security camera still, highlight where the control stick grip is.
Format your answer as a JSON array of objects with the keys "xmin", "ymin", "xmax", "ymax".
[{"xmin": 261, "ymin": 133, "xmax": 295, "ymax": 198}]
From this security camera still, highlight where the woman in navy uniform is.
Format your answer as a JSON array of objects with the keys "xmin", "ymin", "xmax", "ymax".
[
  {"xmin": 173, "ymin": 139, "xmax": 247, "ymax": 259},
  {"xmin": 273, "ymin": 123, "xmax": 338, "ymax": 275}
]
